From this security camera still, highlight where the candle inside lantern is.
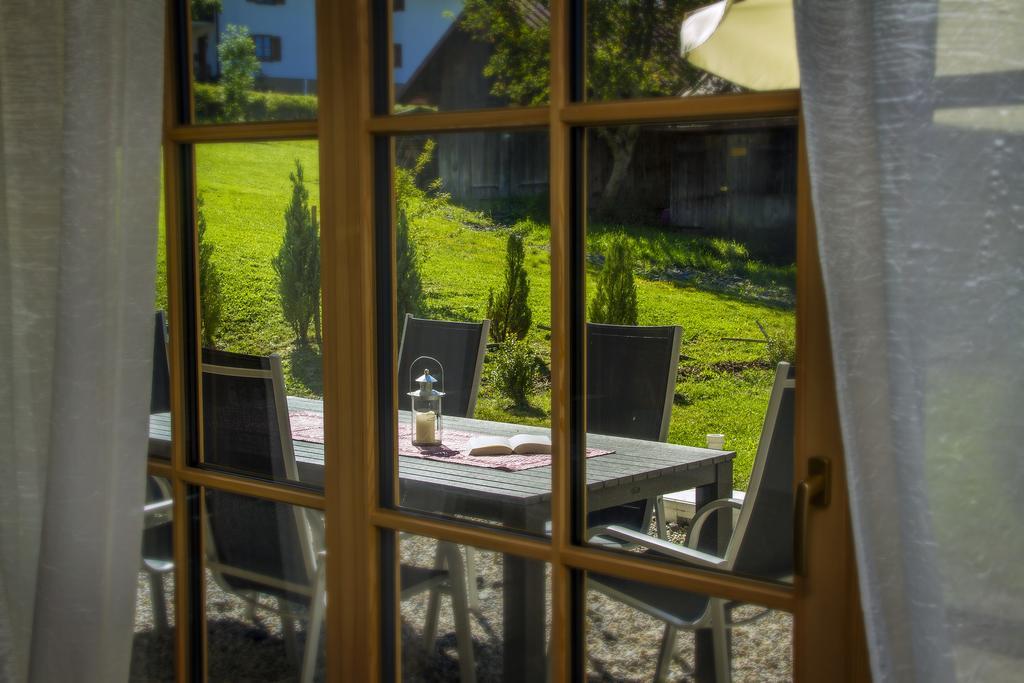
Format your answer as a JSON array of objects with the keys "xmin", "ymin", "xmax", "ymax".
[{"xmin": 415, "ymin": 410, "xmax": 436, "ymax": 444}]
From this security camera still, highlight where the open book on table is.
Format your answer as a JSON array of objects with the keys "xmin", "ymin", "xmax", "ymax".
[{"xmin": 467, "ymin": 434, "xmax": 552, "ymax": 456}]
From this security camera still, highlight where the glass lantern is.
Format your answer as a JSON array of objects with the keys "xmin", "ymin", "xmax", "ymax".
[{"xmin": 407, "ymin": 356, "xmax": 445, "ymax": 446}]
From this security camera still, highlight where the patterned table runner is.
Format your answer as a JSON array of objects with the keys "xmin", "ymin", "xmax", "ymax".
[{"xmin": 288, "ymin": 410, "xmax": 614, "ymax": 472}]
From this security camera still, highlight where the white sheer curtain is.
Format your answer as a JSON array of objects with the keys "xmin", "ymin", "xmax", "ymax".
[
  {"xmin": 0, "ymin": 1, "xmax": 164, "ymax": 680},
  {"xmin": 795, "ymin": 1, "xmax": 1023, "ymax": 680}
]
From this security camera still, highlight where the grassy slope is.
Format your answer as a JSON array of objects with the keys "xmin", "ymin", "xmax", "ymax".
[{"xmin": 162, "ymin": 141, "xmax": 794, "ymax": 489}]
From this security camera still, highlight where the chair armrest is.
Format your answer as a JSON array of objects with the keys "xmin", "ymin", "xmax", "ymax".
[
  {"xmin": 587, "ymin": 524, "xmax": 728, "ymax": 570},
  {"xmin": 686, "ymin": 498, "xmax": 743, "ymax": 550},
  {"xmin": 143, "ymin": 498, "xmax": 174, "ymax": 529}
]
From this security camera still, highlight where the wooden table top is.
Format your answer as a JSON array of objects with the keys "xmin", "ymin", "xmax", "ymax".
[{"xmin": 149, "ymin": 395, "xmax": 734, "ymax": 507}]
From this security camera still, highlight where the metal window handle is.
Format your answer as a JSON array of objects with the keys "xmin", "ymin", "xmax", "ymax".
[{"xmin": 794, "ymin": 455, "xmax": 831, "ymax": 577}]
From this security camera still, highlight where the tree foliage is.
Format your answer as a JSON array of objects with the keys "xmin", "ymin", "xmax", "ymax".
[
  {"xmin": 393, "ymin": 140, "xmax": 443, "ymax": 327},
  {"xmin": 487, "ymin": 232, "xmax": 532, "ymax": 342},
  {"xmin": 217, "ymin": 24, "xmax": 260, "ymax": 122},
  {"xmin": 589, "ymin": 236, "xmax": 639, "ymax": 326},
  {"xmin": 396, "ymin": 206, "xmax": 423, "ymax": 324},
  {"xmin": 190, "ymin": 0, "xmax": 221, "ymax": 22},
  {"xmin": 197, "ymin": 193, "xmax": 224, "ymax": 346},
  {"xmin": 395, "ymin": 138, "xmax": 449, "ymax": 221},
  {"xmin": 460, "ymin": 0, "xmax": 729, "ymax": 214},
  {"xmin": 273, "ymin": 160, "xmax": 321, "ymax": 345}
]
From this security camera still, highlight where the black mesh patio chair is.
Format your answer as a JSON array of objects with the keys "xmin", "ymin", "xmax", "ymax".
[
  {"xmin": 586, "ymin": 323, "xmax": 683, "ymax": 541},
  {"xmin": 202, "ymin": 348, "xmax": 475, "ymax": 682},
  {"xmin": 588, "ymin": 362, "xmax": 796, "ymax": 683},
  {"xmin": 398, "ymin": 314, "xmax": 490, "ymax": 418}
]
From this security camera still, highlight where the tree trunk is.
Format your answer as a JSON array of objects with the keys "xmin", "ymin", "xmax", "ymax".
[{"xmin": 595, "ymin": 125, "xmax": 640, "ymax": 218}]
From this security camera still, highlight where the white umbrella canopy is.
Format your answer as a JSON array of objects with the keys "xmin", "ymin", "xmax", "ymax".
[{"xmin": 680, "ymin": 0, "xmax": 799, "ymax": 91}]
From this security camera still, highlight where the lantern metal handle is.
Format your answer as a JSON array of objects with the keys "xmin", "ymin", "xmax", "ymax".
[{"xmin": 409, "ymin": 355, "xmax": 444, "ymax": 393}]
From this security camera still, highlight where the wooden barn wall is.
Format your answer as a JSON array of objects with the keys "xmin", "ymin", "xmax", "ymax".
[
  {"xmin": 585, "ymin": 129, "xmax": 675, "ymax": 225},
  {"xmin": 397, "ymin": 25, "xmax": 796, "ymax": 262},
  {"xmin": 669, "ymin": 126, "xmax": 797, "ymax": 261}
]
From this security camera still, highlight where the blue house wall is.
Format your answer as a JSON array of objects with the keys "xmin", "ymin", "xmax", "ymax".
[
  {"xmin": 392, "ymin": 0, "xmax": 464, "ymax": 88},
  {"xmin": 196, "ymin": 0, "xmax": 462, "ymax": 95}
]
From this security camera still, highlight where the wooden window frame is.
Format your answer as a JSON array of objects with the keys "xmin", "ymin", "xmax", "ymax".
[{"xmin": 155, "ymin": 0, "xmax": 868, "ymax": 680}]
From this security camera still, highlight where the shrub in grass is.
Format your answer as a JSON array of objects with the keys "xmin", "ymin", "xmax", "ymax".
[
  {"xmin": 273, "ymin": 160, "xmax": 321, "ymax": 345},
  {"xmin": 589, "ymin": 235, "xmax": 638, "ymax": 325},
  {"xmin": 197, "ymin": 193, "xmax": 224, "ymax": 347},
  {"xmin": 218, "ymin": 25, "xmax": 260, "ymax": 122},
  {"xmin": 765, "ymin": 334, "xmax": 796, "ymax": 366},
  {"xmin": 490, "ymin": 338, "xmax": 538, "ymax": 407},
  {"xmin": 487, "ymin": 232, "xmax": 532, "ymax": 342},
  {"xmin": 396, "ymin": 206, "xmax": 423, "ymax": 323}
]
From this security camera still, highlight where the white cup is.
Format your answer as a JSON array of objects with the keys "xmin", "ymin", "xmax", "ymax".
[{"xmin": 706, "ymin": 433, "xmax": 725, "ymax": 450}]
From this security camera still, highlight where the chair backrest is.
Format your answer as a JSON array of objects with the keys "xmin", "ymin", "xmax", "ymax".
[
  {"xmin": 201, "ymin": 348, "xmax": 315, "ymax": 600},
  {"xmin": 725, "ymin": 362, "xmax": 795, "ymax": 579},
  {"xmin": 397, "ymin": 314, "xmax": 490, "ymax": 418},
  {"xmin": 586, "ymin": 323, "xmax": 682, "ymax": 441},
  {"xmin": 150, "ymin": 311, "xmax": 171, "ymax": 414}
]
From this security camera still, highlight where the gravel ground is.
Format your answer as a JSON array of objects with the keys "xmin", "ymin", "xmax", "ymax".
[{"xmin": 131, "ymin": 527, "xmax": 791, "ymax": 682}]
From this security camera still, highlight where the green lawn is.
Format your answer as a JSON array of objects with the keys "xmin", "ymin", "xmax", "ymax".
[{"xmin": 159, "ymin": 140, "xmax": 795, "ymax": 490}]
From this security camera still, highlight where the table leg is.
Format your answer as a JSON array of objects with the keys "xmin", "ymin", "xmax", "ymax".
[
  {"xmin": 693, "ymin": 460, "xmax": 733, "ymax": 683},
  {"xmin": 503, "ymin": 507, "xmax": 548, "ymax": 681}
]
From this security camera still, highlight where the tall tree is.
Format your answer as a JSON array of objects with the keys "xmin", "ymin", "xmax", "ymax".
[
  {"xmin": 273, "ymin": 160, "xmax": 321, "ymax": 345},
  {"xmin": 487, "ymin": 232, "xmax": 533, "ymax": 342},
  {"xmin": 395, "ymin": 206, "xmax": 424, "ymax": 324},
  {"xmin": 217, "ymin": 24, "xmax": 260, "ymax": 122},
  {"xmin": 589, "ymin": 236, "xmax": 639, "ymax": 326},
  {"xmin": 196, "ymin": 193, "xmax": 224, "ymax": 346},
  {"xmin": 460, "ymin": 0, "xmax": 729, "ymax": 214}
]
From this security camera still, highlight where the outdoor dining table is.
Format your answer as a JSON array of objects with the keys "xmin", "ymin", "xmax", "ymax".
[{"xmin": 149, "ymin": 395, "xmax": 736, "ymax": 681}]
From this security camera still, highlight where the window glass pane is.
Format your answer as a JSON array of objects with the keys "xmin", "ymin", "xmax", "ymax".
[
  {"xmin": 391, "ymin": 0, "xmax": 550, "ymax": 113},
  {"xmin": 580, "ymin": 119, "xmax": 797, "ymax": 585},
  {"xmin": 397, "ymin": 533, "xmax": 550, "ymax": 681},
  {"xmin": 204, "ymin": 490, "xmax": 326, "ymax": 681},
  {"xmin": 388, "ymin": 131, "xmax": 551, "ymax": 535},
  {"xmin": 131, "ymin": 476, "xmax": 175, "ymax": 682},
  {"xmin": 194, "ymin": 141, "xmax": 324, "ymax": 489},
  {"xmin": 191, "ymin": 0, "xmax": 317, "ymax": 124},
  {"xmin": 585, "ymin": 0, "xmax": 798, "ymax": 102},
  {"xmin": 586, "ymin": 573, "xmax": 792, "ymax": 681}
]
